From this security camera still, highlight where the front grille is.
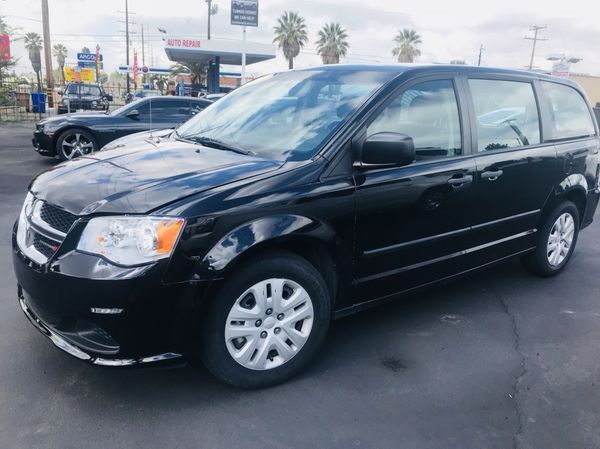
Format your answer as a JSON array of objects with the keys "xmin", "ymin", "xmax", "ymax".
[
  {"xmin": 39, "ymin": 203, "xmax": 77, "ymax": 234},
  {"xmin": 32, "ymin": 233, "xmax": 60, "ymax": 258}
]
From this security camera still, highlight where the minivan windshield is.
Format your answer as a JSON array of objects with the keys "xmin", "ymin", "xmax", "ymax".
[{"xmin": 177, "ymin": 70, "xmax": 395, "ymax": 161}]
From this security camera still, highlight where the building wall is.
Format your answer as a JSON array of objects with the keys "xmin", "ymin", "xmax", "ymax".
[{"xmin": 570, "ymin": 74, "xmax": 600, "ymax": 107}]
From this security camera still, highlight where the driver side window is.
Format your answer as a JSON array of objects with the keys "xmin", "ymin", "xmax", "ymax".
[{"xmin": 367, "ymin": 79, "xmax": 462, "ymax": 161}]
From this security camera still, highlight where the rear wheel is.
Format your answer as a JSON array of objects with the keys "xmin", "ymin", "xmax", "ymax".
[
  {"xmin": 56, "ymin": 128, "xmax": 97, "ymax": 161},
  {"xmin": 522, "ymin": 201, "xmax": 580, "ymax": 277},
  {"xmin": 202, "ymin": 251, "xmax": 331, "ymax": 388}
]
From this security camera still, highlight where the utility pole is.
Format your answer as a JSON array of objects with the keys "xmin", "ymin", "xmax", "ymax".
[
  {"xmin": 206, "ymin": 0, "xmax": 212, "ymax": 39},
  {"xmin": 141, "ymin": 23, "xmax": 145, "ymax": 85},
  {"xmin": 41, "ymin": 0, "xmax": 53, "ymax": 107},
  {"xmin": 525, "ymin": 25, "xmax": 547, "ymax": 70},
  {"xmin": 477, "ymin": 44, "xmax": 484, "ymax": 66},
  {"xmin": 125, "ymin": 0, "xmax": 130, "ymax": 93}
]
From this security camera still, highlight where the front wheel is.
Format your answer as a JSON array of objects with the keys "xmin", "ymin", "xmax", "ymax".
[
  {"xmin": 56, "ymin": 128, "xmax": 97, "ymax": 161},
  {"xmin": 202, "ymin": 251, "xmax": 331, "ymax": 388},
  {"xmin": 522, "ymin": 201, "xmax": 580, "ymax": 277}
]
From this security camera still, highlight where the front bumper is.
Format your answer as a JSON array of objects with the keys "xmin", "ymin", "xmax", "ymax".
[
  {"xmin": 32, "ymin": 129, "xmax": 55, "ymax": 156},
  {"xmin": 18, "ymin": 287, "xmax": 182, "ymax": 366},
  {"xmin": 13, "ymin": 230, "xmax": 203, "ymax": 367}
]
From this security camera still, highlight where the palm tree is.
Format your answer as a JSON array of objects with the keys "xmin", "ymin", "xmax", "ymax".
[
  {"xmin": 0, "ymin": 16, "xmax": 13, "ymax": 34},
  {"xmin": 273, "ymin": 11, "xmax": 308, "ymax": 70},
  {"xmin": 170, "ymin": 62, "xmax": 208, "ymax": 85},
  {"xmin": 316, "ymin": 22, "xmax": 349, "ymax": 65},
  {"xmin": 24, "ymin": 32, "xmax": 43, "ymax": 91},
  {"xmin": 392, "ymin": 29, "xmax": 422, "ymax": 63},
  {"xmin": 53, "ymin": 44, "xmax": 68, "ymax": 85}
]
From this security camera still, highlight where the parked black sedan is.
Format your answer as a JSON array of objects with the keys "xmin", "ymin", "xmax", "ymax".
[{"xmin": 33, "ymin": 96, "xmax": 212, "ymax": 161}]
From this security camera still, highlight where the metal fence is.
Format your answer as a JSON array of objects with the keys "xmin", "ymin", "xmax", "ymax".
[
  {"xmin": 0, "ymin": 81, "xmax": 47, "ymax": 121},
  {"xmin": 0, "ymin": 81, "xmax": 137, "ymax": 120}
]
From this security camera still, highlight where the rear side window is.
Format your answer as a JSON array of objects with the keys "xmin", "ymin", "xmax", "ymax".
[
  {"xmin": 149, "ymin": 99, "xmax": 190, "ymax": 118},
  {"xmin": 469, "ymin": 79, "xmax": 540, "ymax": 151},
  {"xmin": 367, "ymin": 79, "xmax": 462, "ymax": 161},
  {"xmin": 541, "ymin": 82, "xmax": 595, "ymax": 140}
]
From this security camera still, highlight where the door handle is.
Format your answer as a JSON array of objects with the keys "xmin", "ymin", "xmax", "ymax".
[
  {"xmin": 481, "ymin": 170, "xmax": 504, "ymax": 181},
  {"xmin": 447, "ymin": 174, "xmax": 473, "ymax": 187}
]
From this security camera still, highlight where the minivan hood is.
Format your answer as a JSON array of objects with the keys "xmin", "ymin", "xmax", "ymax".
[{"xmin": 30, "ymin": 138, "xmax": 282, "ymax": 215}]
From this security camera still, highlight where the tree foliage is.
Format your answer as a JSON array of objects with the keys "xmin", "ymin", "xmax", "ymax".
[
  {"xmin": 53, "ymin": 43, "xmax": 68, "ymax": 85},
  {"xmin": 170, "ymin": 61, "xmax": 208, "ymax": 85},
  {"xmin": 392, "ymin": 29, "xmax": 422, "ymax": 63},
  {"xmin": 316, "ymin": 22, "xmax": 349, "ymax": 65},
  {"xmin": 24, "ymin": 32, "xmax": 42, "ymax": 90},
  {"xmin": 273, "ymin": 11, "xmax": 308, "ymax": 70}
]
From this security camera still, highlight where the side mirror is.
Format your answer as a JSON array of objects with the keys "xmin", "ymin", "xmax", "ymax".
[
  {"xmin": 126, "ymin": 109, "xmax": 140, "ymax": 119},
  {"xmin": 360, "ymin": 132, "xmax": 415, "ymax": 167},
  {"xmin": 104, "ymin": 94, "xmax": 113, "ymax": 102}
]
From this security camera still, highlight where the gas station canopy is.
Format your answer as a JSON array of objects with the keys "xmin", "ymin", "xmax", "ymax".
[{"xmin": 164, "ymin": 38, "xmax": 276, "ymax": 66}]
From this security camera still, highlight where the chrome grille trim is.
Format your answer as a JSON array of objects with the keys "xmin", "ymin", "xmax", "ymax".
[{"xmin": 17, "ymin": 195, "xmax": 75, "ymax": 265}]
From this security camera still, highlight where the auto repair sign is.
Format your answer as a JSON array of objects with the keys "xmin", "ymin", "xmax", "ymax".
[
  {"xmin": 166, "ymin": 39, "xmax": 202, "ymax": 48},
  {"xmin": 231, "ymin": 0, "xmax": 258, "ymax": 27}
]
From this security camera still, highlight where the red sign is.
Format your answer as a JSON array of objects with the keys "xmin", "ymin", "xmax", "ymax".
[
  {"xmin": 132, "ymin": 50, "xmax": 138, "ymax": 88},
  {"xmin": 0, "ymin": 35, "xmax": 10, "ymax": 61},
  {"xmin": 166, "ymin": 38, "xmax": 201, "ymax": 48}
]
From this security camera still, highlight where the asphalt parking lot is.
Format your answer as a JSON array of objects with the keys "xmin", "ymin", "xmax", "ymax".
[{"xmin": 1, "ymin": 122, "xmax": 600, "ymax": 449}]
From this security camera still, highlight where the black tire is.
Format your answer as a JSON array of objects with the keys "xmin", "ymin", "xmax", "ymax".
[
  {"xmin": 202, "ymin": 251, "xmax": 331, "ymax": 388},
  {"xmin": 522, "ymin": 201, "xmax": 580, "ymax": 277},
  {"xmin": 56, "ymin": 128, "xmax": 97, "ymax": 161}
]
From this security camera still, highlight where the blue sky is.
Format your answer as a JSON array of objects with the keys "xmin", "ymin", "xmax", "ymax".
[{"xmin": 2, "ymin": 0, "xmax": 600, "ymax": 77}]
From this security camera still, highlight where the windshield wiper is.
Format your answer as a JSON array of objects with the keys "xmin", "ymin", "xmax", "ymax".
[{"xmin": 189, "ymin": 136, "xmax": 256, "ymax": 156}]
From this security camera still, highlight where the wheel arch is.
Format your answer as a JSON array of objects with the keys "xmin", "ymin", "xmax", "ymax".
[
  {"xmin": 542, "ymin": 174, "xmax": 589, "ymax": 226},
  {"xmin": 53, "ymin": 125, "xmax": 98, "ymax": 154},
  {"xmin": 195, "ymin": 214, "xmax": 347, "ymax": 305}
]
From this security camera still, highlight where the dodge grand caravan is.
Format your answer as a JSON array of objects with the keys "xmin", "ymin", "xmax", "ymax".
[{"xmin": 13, "ymin": 65, "xmax": 600, "ymax": 388}]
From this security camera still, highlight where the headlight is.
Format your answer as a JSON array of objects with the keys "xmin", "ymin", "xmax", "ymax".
[
  {"xmin": 16, "ymin": 192, "xmax": 34, "ymax": 249},
  {"xmin": 77, "ymin": 216, "xmax": 185, "ymax": 266},
  {"xmin": 43, "ymin": 123, "xmax": 60, "ymax": 135}
]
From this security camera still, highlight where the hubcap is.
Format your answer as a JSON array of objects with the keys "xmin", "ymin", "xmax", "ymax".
[
  {"xmin": 224, "ymin": 278, "xmax": 314, "ymax": 371},
  {"xmin": 61, "ymin": 133, "xmax": 94, "ymax": 160},
  {"xmin": 547, "ymin": 212, "xmax": 575, "ymax": 267}
]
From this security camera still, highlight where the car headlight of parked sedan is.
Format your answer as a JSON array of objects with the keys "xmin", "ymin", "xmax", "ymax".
[
  {"xmin": 42, "ymin": 122, "xmax": 61, "ymax": 136},
  {"xmin": 77, "ymin": 216, "xmax": 185, "ymax": 266}
]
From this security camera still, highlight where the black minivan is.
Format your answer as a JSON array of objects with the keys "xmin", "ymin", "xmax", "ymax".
[{"xmin": 13, "ymin": 65, "xmax": 600, "ymax": 387}]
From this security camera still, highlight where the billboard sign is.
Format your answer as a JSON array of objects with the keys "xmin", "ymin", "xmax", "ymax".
[
  {"xmin": 77, "ymin": 52, "xmax": 103, "ymax": 62},
  {"xmin": 0, "ymin": 35, "xmax": 10, "ymax": 61},
  {"xmin": 551, "ymin": 60, "xmax": 570, "ymax": 78},
  {"xmin": 78, "ymin": 61, "xmax": 103, "ymax": 69},
  {"xmin": 231, "ymin": 0, "xmax": 258, "ymax": 27},
  {"xmin": 65, "ymin": 67, "xmax": 95, "ymax": 82}
]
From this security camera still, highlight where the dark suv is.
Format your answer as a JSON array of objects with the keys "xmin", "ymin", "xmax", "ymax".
[
  {"xmin": 58, "ymin": 82, "xmax": 113, "ymax": 114},
  {"xmin": 13, "ymin": 65, "xmax": 600, "ymax": 388}
]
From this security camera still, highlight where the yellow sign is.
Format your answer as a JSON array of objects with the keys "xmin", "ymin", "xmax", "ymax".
[{"xmin": 65, "ymin": 67, "xmax": 95, "ymax": 83}]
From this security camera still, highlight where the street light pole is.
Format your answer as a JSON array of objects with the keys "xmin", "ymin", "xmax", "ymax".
[{"xmin": 207, "ymin": 0, "xmax": 212, "ymax": 40}]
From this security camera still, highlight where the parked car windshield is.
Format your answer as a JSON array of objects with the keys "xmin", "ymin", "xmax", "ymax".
[{"xmin": 177, "ymin": 69, "xmax": 396, "ymax": 161}]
